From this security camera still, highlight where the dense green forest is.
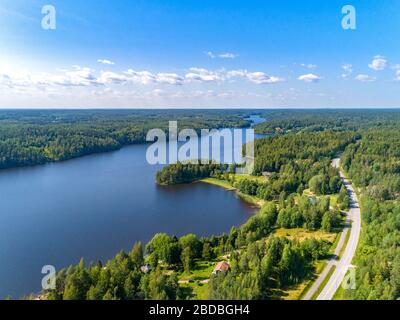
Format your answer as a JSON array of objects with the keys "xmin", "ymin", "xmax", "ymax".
[
  {"xmin": 339, "ymin": 129, "xmax": 400, "ymax": 300},
  {"xmin": 254, "ymin": 109, "xmax": 400, "ymax": 134},
  {"xmin": 0, "ymin": 110, "xmax": 249, "ymax": 169}
]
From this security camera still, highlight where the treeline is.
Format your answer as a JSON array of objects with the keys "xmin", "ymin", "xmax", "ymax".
[
  {"xmin": 156, "ymin": 163, "xmax": 229, "ymax": 185},
  {"xmin": 45, "ymin": 244, "xmax": 180, "ymax": 300},
  {"xmin": 0, "ymin": 110, "xmax": 249, "ymax": 170},
  {"xmin": 254, "ymin": 110, "xmax": 400, "ymax": 134},
  {"xmin": 341, "ymin": 128, "xmax": 400, "ymax": 300}
]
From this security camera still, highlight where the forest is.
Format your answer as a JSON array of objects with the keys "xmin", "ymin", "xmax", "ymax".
[
  {"xmin": 254, "ymin": 109, "xmax": 400, "ymax": 134},
  {"xmin": 0, "ymin": 109, "xmax": 249, "ymax": 169},
  {"xmin": 339, "ymin": 129, "xmax": 400, "ymax": 300}
]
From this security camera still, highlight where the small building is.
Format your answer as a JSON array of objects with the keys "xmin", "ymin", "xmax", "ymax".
[
  {"xmin": 262, "ymin": 171, "xmax": 273, "ymax": 179},
  {"xmin": 212, "ymin": 261, "xmax": 230, "ymax": 275},
  {"xmin": 140, "ymin": 264, "xmax": 151, "ymax": 274}
]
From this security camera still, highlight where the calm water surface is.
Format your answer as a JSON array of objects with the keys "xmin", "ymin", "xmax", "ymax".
[{"xmin": 0, "ymin": 118, "xmax": 266, "ymax": 298}]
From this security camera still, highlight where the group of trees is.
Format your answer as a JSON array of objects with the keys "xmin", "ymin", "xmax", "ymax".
[
  {"xmin": 340, "ymin": 128, "xmax": 400, "ymax": 300},
  {"xmin": 145, "ymin": 233, "xmax": 208, "ymax": 274},
  {"xmin": 156, "ymin": 163, "xmax": 228, "ymax": 185},
  {"xmin": 208, "ymin": 236, "xmax": 329, "ymax": 299},
  {"xmin": 46, "ymin": 243, "xmax": 182, "ymax": 300},
  {"xmin": 342, "ymin": 129, "xmax": 400, "ymax": 201},
  {"xmin": 276, "ymin": 196, "xmax": 342, "ymax": 232},
  {"xmin": 253, "ymin": 131, "xmax": 357, "ymax": 174}
]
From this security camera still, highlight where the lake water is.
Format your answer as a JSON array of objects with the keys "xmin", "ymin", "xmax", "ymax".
[{"xmin": 0, "ymin": 116, "xmax": 265, "ymax": 299}]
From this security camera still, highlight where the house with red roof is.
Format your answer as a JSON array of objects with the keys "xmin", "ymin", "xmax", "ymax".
[{"xmin": 212, "ymin": 261, "xmax": 230, "ymax": 275}]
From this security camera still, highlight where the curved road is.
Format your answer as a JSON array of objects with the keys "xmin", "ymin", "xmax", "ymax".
[{"xmin": 304, "ymin": 158, "xmax": 361, "ymax": 300}]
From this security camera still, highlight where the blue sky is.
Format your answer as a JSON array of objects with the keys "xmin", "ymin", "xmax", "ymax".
[{"xmin": 0, "ymin": 0, "xmax": 399, "ymax": 108}]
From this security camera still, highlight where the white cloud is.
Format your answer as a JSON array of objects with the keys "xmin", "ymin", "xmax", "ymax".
[
  {"xmin": 98, "ymin": 71, "xmax": 130, "ymax": 84},
  {"xmin": 205, "ymin": 52, "xmax": 215, "ymax": 58},
  {"xmin": 241, "ymin": 71, "xmax": 284, "ymax": 84},
  {"xmin": 185, "ymin": 68, "xmax": 223, "ymax": 82},
  {"xmin": 218, "ymin": 52, "xmax": 238, "ymax": 59},
  {"xmin": 63, "ymin": 67, "xmax": 99, "ymax": 86},
  {"xmin": 124, "ymin": 69, "xmax": 184, "ymax": 85},
  {"xmin": 395, "ymin": 70, "xmax": 400, "ymax": 81},
  {"xmin": 368, "ymin": 55, "xmax": 387, "ymax": 71},
  {"xmin": 145, "ymin": 89, "xmax": 166, "ymax": 97},
  {"xmin": 341, "ymin": 64, "xmax": 353, "ymax": 78},
  {"xmin": 0, "ymin": 66, "xmax": 283, "ymax": 93},
  {"xmin": 185, "ymin": 68, "xmax": 283, "ymax": 84},
  {"xmin": 298, "ymin": 73, "xmax": 322, "ymax": 83},
  {"xmin": 355, "ymin": 74, "xmax": 376, "ymax": 82},
  {"xmin": 125, "ymin": 70, "xmax": 156, "ymax": 85},
  {"xmin": 155, "ymin": 73, "xmax": 184, "ymax": 85},
  {"xmin": 300, "ymin": 63, "xmax": 317, "ymax": 70},
  {"xmin": 97, "ymin": 59, "xmax": 115, "ymax": 65},
  {"xmin": 205, "ymin": 51, "xmax": 239, "ymax": 59},
  {"xmin": 5, "ymin": 67, "xmax": 101, "ymax": 88},
  {"xmin": 185, "ymin": 68, "xmax": 284, "ymax": 84}
]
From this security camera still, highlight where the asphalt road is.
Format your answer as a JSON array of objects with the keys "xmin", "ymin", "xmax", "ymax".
[{"xmin": 303, "ymin": 158, "xmax": 361, "ymax": 300}]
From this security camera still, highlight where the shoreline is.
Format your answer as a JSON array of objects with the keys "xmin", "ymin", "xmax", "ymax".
[{"xmin": 199, "ymin": 177, "xmax": 265, "ymax": 208}]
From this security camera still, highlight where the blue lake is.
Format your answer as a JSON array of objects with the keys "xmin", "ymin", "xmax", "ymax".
[{"xmin": 0, "ymin": 116, "xmax": 266, "ymax": 298}]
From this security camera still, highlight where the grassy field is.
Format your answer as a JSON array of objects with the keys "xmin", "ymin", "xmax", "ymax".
[
  {"xmin": 295, "ymin": 230, "xmax": 343, "ymax": 300},
  {"xmin": 177, "ymin": 260, "xmax": 216, "ymax": 300},
  {"xmin": 281, "ymin": 282, "xmax": 309, "ymax": 300},
  {"xmin": 302, "ymin": 189, "xmax": 339, "ymax": 208},
  {"xmin": 332, "ymin": 269, "xmax": 351, "ymax": 300},
  {"xmin": 273, "ymin": 228, "xmax": 337, "ymax": 300},
  {"xmin": 273, "ymin": 228, "xmax": 337, "ymax": 243},
  {"xmin": 233, "ymin": 174, "xmax": 267, "ymax": 184},
  {"xmin": 178, "ymin": 261, "xmax": 215, "ymax": 282},
  {"xmin": 201, "ymin": 177, "xmax": 264, "ymax": 207},
  {"xmin": 337, "ymin": 224, "xmax": 352, "ymax": 259},
  {"xmin": 180, "ymin": 282, "xmax": 209, "ymax": 300},
  {"xmin": 330, "ymin": 194, "xmax": 339, "ymax": 207},
  {"xmin": 330, "ymin": 231, "xmax": 342, "ymax": 252},
  {"xmin": 237, "ymin": 191, "xmax": 265, "ymax": 207},
  {"xmin": 200, "ymin": 178, "xmax": 235, "ymax": 190},
  {"xmin": 297, "ymin": 260, "xmax": 328, "ymax": 300}
]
